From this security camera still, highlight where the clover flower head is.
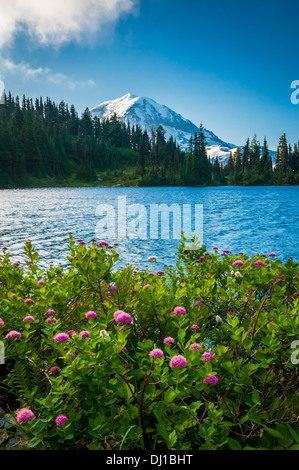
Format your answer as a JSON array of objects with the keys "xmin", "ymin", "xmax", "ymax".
[
  {"xmin": 0, "ymin": 318, "xmax": 3, "ymax": 327},
  {"xmin": 163, "ymin": 337, "xmax": 175, "ymax": 344},
  {"xmin": 203, "ymin": 375, "xmax": 219, "ymax": 386},
  {"xmin": 149, "ymin": 349, "xmax": 164, "ymax": 358},
  {"xmin": 23, "ymin": 316, "xmax": 34, "ymax": 322},
  {"xmin": 16, "ymin": 408, "xmax": 35, "ymax": 424},
  {"xmin": 45, "ymin": 309, "xmax": 56, "ymax": 316},
  {"xmin": 37, "ymin": 280, "xmax": 45, "ymax": 285},
  {"xmin": 232, "ymin": 260, "xmax": 244, "ymax": 267},
  {"xmin": 67, "ymin": 330, "xmax": 76, "ymax": 336},
  {"xmin": 24, "ymin": 299, "xmax": 34, "ymax": 304},
  {"xmin": 6, "ymin": 330, "xmax": 21, "ymax": 339},
  {"xmin": 191, "ymin": 324, "xmax": 199, "ymax": 330},
  {"xmin": 189, "ymin": 343, "xmax": 201, "ymax": 350},
  {"xmin": 195, "ymin": 301, "xmax": 203, "ymax": 306},
  {"xmin": 50, "ymin": 366, "xmax": 61, "ymax": 374},
  {"xmin": 55, "ymin": 415, "xmax": 68, "ymax": 427},
  {"xmin": 85, "ymin": 311, "xmax": 97, "ymax": 319},
  {"xmin": 54, "ymin": 333, "xmax": 69, "ymax": 343},
  {"xmin": 79, "ymin": 330, "xmax": 90, "ymax": 339},
  {"xmin": 201, "ymin": 352, "xmax": 215, "ymax": 362},
  {"xmin": 97, "ymin": 241, "xmax": 108, "ymax": 246},
  {"xmin": 170, "ymin": 355, "xmax": 187, "ymax": 368},
  {"xmin": 172, "ymin": 306, "xmax": 187, "ymax": 315},
  {"xmin": 114, "ymin": 311, "xmax": 132, "ymax": 324},
  {"xmin": 114, "ymin": 310, "xmax": 132, "ymax": 325},
  {"xmin": 255, "ymin": 260, "xmax": 264, "ymax": 266}
]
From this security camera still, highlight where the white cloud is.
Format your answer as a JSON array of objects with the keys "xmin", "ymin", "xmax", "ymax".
[
  {"xmin": 0, "ymin": 0, "xmax": 138, "ymax": 50},
  {"xmin": 0, "ymin": 58, "xmax": 50, "ymax": 78},
  {"xmin": 0, "ymin": 57, "xmax": 95, "ymax": 90}
]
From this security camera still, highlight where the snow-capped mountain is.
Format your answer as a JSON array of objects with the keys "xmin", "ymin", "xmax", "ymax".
[
  {"xmin": 90, "ymin": 94, "xmax": 274, "ymax": 163},
  {"xmin": 90, "ymin": 93, "xmax": 236, "ymax": 163}
]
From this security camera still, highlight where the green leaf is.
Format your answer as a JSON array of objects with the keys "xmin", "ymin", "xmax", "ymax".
[
  {"xmin": 286, "ymin": 424, "xmax": 299, "ymax": 444},
  {"xmin": 252, "ymin": 389, "xmax": 261, "ymax": 405},
  {"xmin": 28, "ymin": 437, "xmax": 42, "ymax": 448},
  {"xmin": 264, "ymin": 427, "xmax": 284, "ymax": 440},
  {"xmin": 276, "ymin": 423, "xmax": 294, "ymax": 448},
  {"xmin": 168, "ymin": 430, "xmax": 177, "ymax": 449},
  {"xmin": 120, "ymin": 425, "xmax": 136, "ymax": 450},
  {"xmin": 189, "ymin": 401, "xmax": 203, "ymax": 412},
  {"xmin": 156, "ymin": 424, "xmax": 169, "ymax": 444},
  {"xmin": 227, "ymin": 437, "xmax": 242, "ymax": 450}
]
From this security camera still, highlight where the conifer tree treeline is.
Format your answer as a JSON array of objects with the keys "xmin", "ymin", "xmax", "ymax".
[
  {"xmin": 221, "ymin": 134, "xmax": 299, "ymax": 185},
  {"xmin": 0, "ymin": 92, "xmax": 298, "ymax": 187}
]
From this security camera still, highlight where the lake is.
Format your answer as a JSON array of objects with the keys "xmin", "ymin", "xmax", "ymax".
[{"xmin": 0, "ymin": 186, "xmax": 298, "ymax": 268}]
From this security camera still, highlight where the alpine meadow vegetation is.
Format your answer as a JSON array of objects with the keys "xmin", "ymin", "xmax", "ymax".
[{"xmin": 0, "ymin": 235, "xmax": 298, "ymax": 450}]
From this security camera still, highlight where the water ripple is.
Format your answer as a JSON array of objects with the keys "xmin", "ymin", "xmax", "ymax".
[{"xmin": 0, "ymin": 186, "xmax": 298, "ymax": 268}]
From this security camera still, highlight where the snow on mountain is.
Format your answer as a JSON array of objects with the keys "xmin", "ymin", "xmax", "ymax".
[{"xmin": 90, "ymin": 93, "xmax": 273, "ymax": 164}]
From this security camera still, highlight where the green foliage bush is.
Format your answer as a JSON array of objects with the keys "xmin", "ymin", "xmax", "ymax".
[{"xmin": 0, "ymin": 236, "xmax": 298, "ymax": 450}]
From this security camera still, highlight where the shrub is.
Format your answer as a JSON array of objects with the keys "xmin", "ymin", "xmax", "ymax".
[{"xmin": 0, "ymin": 235, "xmax": 298, "ymax": 450}]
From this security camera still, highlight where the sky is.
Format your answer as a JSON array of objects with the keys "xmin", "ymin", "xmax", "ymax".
[{"xmin": 0, "ymin": 0, "xmax": 298, "ymax": 150}]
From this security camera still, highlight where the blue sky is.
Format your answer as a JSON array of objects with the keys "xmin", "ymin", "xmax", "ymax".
[{"xmin": 0, "ymin": 0, "xmax": 298, "ymax": 150}]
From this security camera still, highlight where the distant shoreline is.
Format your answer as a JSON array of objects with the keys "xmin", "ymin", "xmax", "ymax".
[{"xmin": 0, "ymin": 181, "xmax": 298, "ymax": 190}]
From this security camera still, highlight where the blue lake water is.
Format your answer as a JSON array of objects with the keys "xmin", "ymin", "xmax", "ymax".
[{"xmin": 0, "ymin": 186, "xmax": 298, "ymax": 268}]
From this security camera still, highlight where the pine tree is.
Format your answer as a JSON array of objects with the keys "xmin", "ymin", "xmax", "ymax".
[
  {"xmin": 234, "ymin": 147, "xmax": 242, "ymax": 177},
  {"xmin": 260, "ymin": 137, "xmax": 272, "ymax": 180},
  {"xmin": 250, "ymin": 134, "xmax": 260, "ymax": 174},
  {"xmin": 242, "ymin": 138, "xmax": 250, "ymax": 178},
  {"xmin": 226, "ymin": 152, "xmax": 234, "ymax": 176},
  {"xmin": 275, "ymin": 133, "xmax": 288, "ymax": 174}
]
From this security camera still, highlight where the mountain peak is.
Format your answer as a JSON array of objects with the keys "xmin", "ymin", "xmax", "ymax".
[{"xmin": 90, "ymin": 93, "xmax": 237, "ymax": 162}]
